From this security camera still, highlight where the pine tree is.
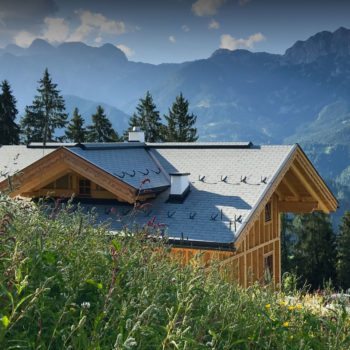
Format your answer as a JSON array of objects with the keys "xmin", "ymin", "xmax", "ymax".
[
  {"xmin": 21, "ymin": 68, "xmax": 67, "ymax": 145},
  {"xmin": 129, "ymin": 91, "xmax": 163, "ymax": 142},
  {"xmin": 164, "ymin": 93, "xmax": 198, "ymax": 142},
  {"xmin": 292, "ymin": 212, "xmax": 336, "ymax": 289},
  {"xmin": 337, "ymin": 211, "xmax": 350, "ymax": 290},
  {"xmin": 65, "ymin": 108, "xmax": 87, "ymax": 143},
  {"xmin": 0, "ymin": 80, "xmax": 20, "ymax": 145},
  {"xmin": 87, "ymin": 105, "xmax": 120, "ymax": 142},
  {"xmin": 280, "ymin": 213, "xmax": 294, "ymax": 275}
]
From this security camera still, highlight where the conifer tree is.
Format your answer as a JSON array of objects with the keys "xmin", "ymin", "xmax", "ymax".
[
  {"xmin": 0, "ymin": 80, "xmax": 20, "ymax": 145},
  {"xmin": 280, "ymin": 213, "xmax": 293, "ymax": 274},
  {"xmin": 129, "ymin": 91, "xmax": 163, "ymax": 142},
  {"xmin": 21, "ymin": 68, "xmax": 67, "ymax": 145},
  {"xmin": 337, "ymin": 211, "xmax": 350, "ymax": 290},
  {"xmin": 86, "ymin": 105, "xmax": 120, "ymax": 142},
  {"xmin": 65, "ymin": 108, "xmax": 87, "ymax": 143},
  {"xmin": 291, "ymin": 212, "xmax": 336, "ymax": 289},
  {"xmin": 164, "ymin": 93, "xmax": 198, "ymax": 142}
]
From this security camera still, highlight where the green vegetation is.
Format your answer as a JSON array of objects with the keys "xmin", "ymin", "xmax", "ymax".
[
  {"xmin": 1, "ymin": 196, "xmax": 350, "ymax": 349},
  {"xmin": 0, "ymin": 80, "xmax": 20, "ymax": 145},
  {"xmin": 164, "ymin": 93, "xmax": 198, "ymax": 142},
  {"xmin": 87, "ymin": 105, "xmax": 121, "ymax": 142},
  {"xmin": 21, "ymin": 68, "xmax": 68, "ymax": 145},
  {"xmin": 282, "ymin": 213, "xmax": 337, "ymax": 290},
  {"xmin": 65, "ymin": 108, "xmax": 87, "ymax": 143},
  {"xmin": 1, "ymin": 71, "xmax": 199, "ymax": 145},
  {"xmin": 337, "ymin": 212, "xmax": 350, "ymax": 289},
  {"xmin": 128, "ymin": 91, "xmax": 199, "ymax": 142},
  {"xmin": 128, "ymin": 91, "xmax": 164, "ymax": 142}
]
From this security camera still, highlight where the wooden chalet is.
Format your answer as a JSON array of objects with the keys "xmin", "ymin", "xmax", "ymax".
[{"xmin": 0, "ymin": 130, "xmax": 338, "ymax": 287}]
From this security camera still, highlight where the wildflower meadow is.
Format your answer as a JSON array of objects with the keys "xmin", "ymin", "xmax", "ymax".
[{"xmin": 0, "ymin": 195, "xmax": 350, "ymax": 349}]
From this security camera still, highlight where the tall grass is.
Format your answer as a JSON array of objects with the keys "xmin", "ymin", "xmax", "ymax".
[{"xmin": 0, "ymin": 195, "xmax": 349, "ymax": 349}]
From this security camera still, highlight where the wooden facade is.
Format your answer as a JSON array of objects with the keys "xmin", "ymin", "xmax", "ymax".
[
  {"xmin": 0, "ymin": 147, "xmax": 155, "ymax": 203},
  {"xmin": 168, "ymin": 147, "xmax": 338, "ymax": 287}
]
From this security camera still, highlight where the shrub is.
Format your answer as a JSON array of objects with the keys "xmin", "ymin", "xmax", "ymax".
[{"xmin": 0, "ymin": 195, "xmax": 350, "ymax": 349}]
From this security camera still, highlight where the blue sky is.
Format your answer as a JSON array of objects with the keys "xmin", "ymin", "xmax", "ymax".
[{"xmin": 1, "ymin": 0, "xmax": 350, "ymax": 63}]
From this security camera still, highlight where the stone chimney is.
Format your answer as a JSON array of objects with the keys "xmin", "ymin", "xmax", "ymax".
[
  {"xmin": 128, "ymin": 127, "xmax": 145, "ymax": 142},
  {"xmin": 168, "ymin": 172, "xmax": 191, "ymax": 203}
]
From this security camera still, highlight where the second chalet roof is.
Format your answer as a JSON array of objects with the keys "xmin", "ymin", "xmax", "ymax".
[{"xmin": 67, "ymin": 145, "xmax": 170, "ymax": 190}]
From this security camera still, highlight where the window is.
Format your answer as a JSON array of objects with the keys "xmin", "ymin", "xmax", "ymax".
[
  {"xmin": 55, "ymin": 175, "xmax": 70, "ymax": 189},
  {"xmin": 44, "ymin": 175, "xmax": 71, "ymax": 190},
  {"xmin": 265, "ymin": 202, "xmax": 272, "ymax": 222},
  {"xmin": 264, "ymin": 254, "xmax": 273, "ymax": 283},
  {"xmin": 79, "ymin": 179, "xmax": 91, "ymax": 196}
]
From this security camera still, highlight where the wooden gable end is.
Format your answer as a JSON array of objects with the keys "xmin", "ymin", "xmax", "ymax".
[
  {"xmin": 235, "ymin": 145, "xmax": 337, "ymax": 246},
  {"xmin": 0, "ymin": 147, "xmax": 138, "ymax": 203},
  {"xmin": 209, "ymin": 145, "xmax": 339, "ymax": 287}
]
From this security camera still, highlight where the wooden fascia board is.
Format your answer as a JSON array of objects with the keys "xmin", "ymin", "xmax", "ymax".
[
  {"xmin": 0, "ymin": 147, "xmax": 138, "ymax": 203},
  {"xmin": 62, "ymin": 148, "xmax": 137, "ymax": 203},
  {"xmin": 233, "ymin": 144, "xmax": 338, "ymax": 248},
  {"xmin": 0, "ymin": 147, "xmax": 68, "ymax": 196},
  {"xmin": 289, "ymin": 164, "xmax": 329, "ymax": 213},
  {"xmin": 294, "ymin": 146, "xmax": 338, "ymax": 212},
  {"xmin": 233, "ymin": 145, "xmax": 298, "ymax": 247}
]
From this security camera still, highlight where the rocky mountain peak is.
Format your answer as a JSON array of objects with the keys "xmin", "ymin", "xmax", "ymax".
[{"xmin": 284, "ymin": 27, "xmax": 350, "ymax": 64}]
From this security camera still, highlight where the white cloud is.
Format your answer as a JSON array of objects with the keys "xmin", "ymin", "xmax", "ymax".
[
  {"xmin": 13, "ymin": 16, "xmax": 69, "ymax": 46},
  {"xmin": 192, "ymin": 0, "xmax": 226, "ymax": 17},
  {"xmin": 14, "ymin": 30, "xmax": 36, "ymax": 47},
  {"xmin": 116, "ymin": 44, "xmax": 135, "ymax": 58},
  {"xmin": 68, "ymin": 10, "xmax": 126, "ymax": 42},
  {"xmin": 209, "ymin": 19, "xmax": 220, "ymax": 30},
  {"xmin": 169, "ymin": 35, "xmax": 176, "ymax": 43},
  {"xmin": 42, "ymin": 17, "xmax": 69, "ymax": 43},
  {"xmin": 220, "ymin": 33, "xmax": 265, "ymax": 50},
  {"xmin": 182, "ymin": 24, "xmax": 190, "ymax": 32}
]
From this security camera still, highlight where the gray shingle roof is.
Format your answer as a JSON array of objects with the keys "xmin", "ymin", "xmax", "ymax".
[
  {"xmin": 0, "ymin": 142, "xmax": 296, "ymax": 244},
  {"xmin": 0, "ymin": 145, "xmax": 56, "ymax": 181},
  {"xmin": 82, "ymin": 144, "xmax": 296, "ymax": 244},
  {"xmin": 67, "ymin": 146, "xmax": 169, "ymax": 190}
]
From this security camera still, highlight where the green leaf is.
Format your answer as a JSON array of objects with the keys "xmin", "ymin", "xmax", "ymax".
[
  {"xmin": 85, "ymin": 279, "xmax": 103, "ymax": 289},
  {"xmin": 42, "ymin": 251, "xmax": 56, "ymax": 265},
  {"xmin": 111, "ymin": 239, "xmax": 122, "ymax": 252},
  {"xmin": 1, "ymin": 315, "xmax": 10, "ymax": 328}
]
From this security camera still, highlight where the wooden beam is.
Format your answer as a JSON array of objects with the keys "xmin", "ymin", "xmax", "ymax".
[
  {"xmin": 290, "ymin": 161, "xmax": 329, "ymax": 213},
  {"xmin": 278, "ymin": 200, "xmax": 318, "ymax": 213},
  {"xmin": 62, "ymin": 150, "xmax": 136, "ymax": 203},
  {"xmin": 9, "ymin": 164, "xmax": 69, "ymax": 197},
  {"xmin": 295, "ymin": 148, "xmax": 338, "ymax": 211},
  {"xmin": 281, "ymin": 175, "xmax": 300, "ymax": 200},
  {"xmin": 0, "ymin": 147, "xmax": 140, "ymax": 204}
]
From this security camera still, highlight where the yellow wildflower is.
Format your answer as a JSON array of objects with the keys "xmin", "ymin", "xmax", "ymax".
[
  {"xmin": 288, "ymin": 305, "xmax": 296, "ymax": 311},
  {"xmin": 296, "ymin": 303, "xmax": 303, "ymax": 310},
  {"xmin": 279, "ymin": 301, "xmax": 287, "ymax": 306},
  {"xmin": 265, "ymin": 304, "xmax": 271, "ymax": 309},
  {"xmin": 283, "ymin": 321, "xmax": 289, "ymax": 327}
]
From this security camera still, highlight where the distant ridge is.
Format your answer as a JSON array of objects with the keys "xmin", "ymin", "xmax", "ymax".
[{"xmin": 284, "ymin": 27, "xmax": 350, "ymax": 64}]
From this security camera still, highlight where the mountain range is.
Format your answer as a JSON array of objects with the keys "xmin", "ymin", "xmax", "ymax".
[{"xmin": 1, "ymin": 27, "xmax": 350, "ymax": 220}]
